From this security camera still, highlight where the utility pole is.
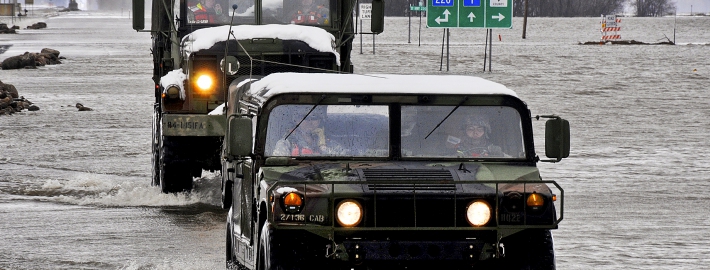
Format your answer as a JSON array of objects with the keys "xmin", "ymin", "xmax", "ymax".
[{"xmin": 522, "ymin": 0, "xmax": 528, "ymax": 39}]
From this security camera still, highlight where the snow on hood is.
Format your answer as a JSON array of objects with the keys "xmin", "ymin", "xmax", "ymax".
[
  {"xmin": 159, "ymin": 69, "xmax": 187, "ymax": 100},
  {"xmin": 182, "ymin": 24, "xmax": 339, "ymax": 64},
  {"xmin": 247, "ymin": 73, "xmax": 518, "ymax": 103}
]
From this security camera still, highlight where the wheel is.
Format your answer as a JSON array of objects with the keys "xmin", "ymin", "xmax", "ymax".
[
  {"xmin": 159, "ymin": 136, "xmax": 193, "ymax": 193},
  {"xmin": 500, "ymin": 229, "xmax": 556, "ymax": 270},
  {"xmin": 226, "ymin": 218, "xmax": 235, "ymax": 268},
  {"xmin": 257, "ymin": 222, "xmax": 278, "ymax": 270},
  {"xmin": 151, "ymin": 106, "xmax": 161, "ymax": 187},
  {"xmin": 222, "ymin": 177, "xmax": 233, "ymax": 210}
]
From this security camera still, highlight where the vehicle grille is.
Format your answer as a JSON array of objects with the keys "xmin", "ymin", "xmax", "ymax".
[{"xmin": 363, "ymin": 169, "xmax": 456, "ymax": 191}]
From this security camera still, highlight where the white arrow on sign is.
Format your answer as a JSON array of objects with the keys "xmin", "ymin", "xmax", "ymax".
[
  {"xmin": 468, "ymin": 12, "xmax": 476, "ymax": 22},
  {"xmin": 435, "ymin": 9, "xmax": 451, "ymax": 24},
  {"xmin": 492, "ymin": 13, "xmax": 505, "ymax": 22}
]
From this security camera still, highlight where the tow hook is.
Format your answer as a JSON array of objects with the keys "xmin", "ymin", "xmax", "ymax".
[
  {"xmin": 495, "ymin": 243, "xmax": 506, "ymax": 259},
  {"xmin": 326, "ymin": 237, "xmax": 349, "ymax": 261}
]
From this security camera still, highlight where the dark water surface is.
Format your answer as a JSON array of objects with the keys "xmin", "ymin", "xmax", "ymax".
[{"xmin": 1, "ymin": 12, "xmax": 709, "ymax": 269}]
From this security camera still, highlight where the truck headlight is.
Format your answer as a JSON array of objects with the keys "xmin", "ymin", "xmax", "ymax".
[
  {"xmin": 164, "ymin": 85, "xmax": 181, "ymax": 99},
  {"xmin": 195, "ymin": 74, "xmax": 214, "ymax": 92},
  {"xmin": 336, "ymin": 200, "xmax": 362, "ymax": 227},
  {"xmin": 466, "ymin": 200, "xmax": 491, "ymax": 227}
]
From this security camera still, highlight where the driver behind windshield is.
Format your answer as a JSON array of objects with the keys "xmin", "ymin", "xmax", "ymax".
[
  {"xmin": 272, "ymin": 107, "xmax": 328, "ymax": 156},
  {"xmin": 450, "ymin": 115, "xmax": 503, "ymax": 157}
]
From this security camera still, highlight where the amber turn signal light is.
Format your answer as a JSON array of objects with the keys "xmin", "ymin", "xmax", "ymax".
[
  {"xmin": 283, "ymin": 192, "xmax": 302, "ymax": 207},
  {"xmin": 526, "ymin": 193, "xmax": 544, "ymax": 207}
]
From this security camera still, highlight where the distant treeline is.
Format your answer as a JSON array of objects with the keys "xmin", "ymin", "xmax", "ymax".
[{"xmin": 377, "ymin": 0, "xmax": 676, "ymax": 17}]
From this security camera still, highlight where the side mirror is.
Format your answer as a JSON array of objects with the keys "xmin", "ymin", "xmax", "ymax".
[
  {"xmin": 226, "ymin": 116, "xmax": 253, "ymax": 158},
  {"xmin": 371, "ymin": 0, "xmax": 385, "ymax": 34},
  {"xmin": 545, "ymin": 117, "xmax": 570, "ymax": 161},
  {"xmin": 132, "ymin": 0, "xmax": 145, "ymax": 31}
]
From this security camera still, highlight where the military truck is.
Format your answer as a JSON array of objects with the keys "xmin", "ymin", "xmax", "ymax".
[
  {"xmin": 223, "ymin": 73, "xmax": 569, "ymax": 269},
  {"xmin": 131, "ymin": 0, "xmax": 384, "ymax": 193}
]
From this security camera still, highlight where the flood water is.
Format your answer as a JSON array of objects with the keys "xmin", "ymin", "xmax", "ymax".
[{"xmin": 1, "ymin": 11, "xmax": 709, "ymax": 270}]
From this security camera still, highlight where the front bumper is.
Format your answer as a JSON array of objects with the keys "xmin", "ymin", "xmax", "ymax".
[{"xmin": 266, "ymin": 180, "xmax": 563, "ymax": 265}]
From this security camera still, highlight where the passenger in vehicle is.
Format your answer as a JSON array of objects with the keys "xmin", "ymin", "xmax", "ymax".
[
  {"xmin": 287, "ymin": 0, "xmax": 330, "ymax": 25},
  {"xmin": 273, "ymin": 108, "xmax": 327, "ymax": 156},
  {"xmin": 188, "ymin": 0, "xmax": 229, "ymax": 23},
  {"xmin": 451, "ymin": 115, "xmax": 503, "ymax": 157}
]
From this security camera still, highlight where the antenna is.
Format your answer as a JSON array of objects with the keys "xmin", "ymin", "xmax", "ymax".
[{"xmin": 222, "ymin": 4, "xmax": 239, "ymax": 114}]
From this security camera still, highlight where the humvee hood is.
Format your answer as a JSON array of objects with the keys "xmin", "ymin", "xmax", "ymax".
[{"xmin": 260, "ymin": 161, "xmax": 541, "ymax": 182}]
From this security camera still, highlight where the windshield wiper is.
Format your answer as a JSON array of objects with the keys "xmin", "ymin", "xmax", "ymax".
[
  {"xmin": 424, "ymin": 97, "xmax": 468, "ymax": 139},
  {"xmin": 284, "ymin": 94, "xmax": 327, "ymax": 140}
]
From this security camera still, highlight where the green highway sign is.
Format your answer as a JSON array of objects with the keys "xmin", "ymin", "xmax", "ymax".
[
  {"xmin": 426, "ymin": 0, "xmax": 512, "ymax": 28},
  {"xmin": 410, "ymin": 5, "xmax": 427, "ymax": 11}
]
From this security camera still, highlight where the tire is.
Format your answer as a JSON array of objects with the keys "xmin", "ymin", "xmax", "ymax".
[
  {"xmin": 226, "ymin": 219, "xmax": 234, "ymax": 268},
  {"xmin": 159, "ymin": 136, "xmax": 193, "ymax": 193},
  {"xmin": 222, "ymin": 178, "xmax": 233, "ymax": 210},
  {"xmin": 500, "ymin": 229, "xmax": 556, "ymax": 270},
  {"xmin": 151, "ymin": 106, "xmax": 161, "ymax": 187},
  {"xmin": 257, "ymin": 222, "xmax": 278, "ymax": 270}
]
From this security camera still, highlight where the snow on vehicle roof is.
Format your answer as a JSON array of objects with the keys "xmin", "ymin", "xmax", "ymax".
[
  {"xmin": 182, "ymin": 24, "xmax": 339, "ymax": 64},
  {"xmin": 247, "ymin": 73, "xmax": 518, "ymax": 103}
]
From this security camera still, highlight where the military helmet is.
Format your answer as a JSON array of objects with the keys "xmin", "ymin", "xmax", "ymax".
[{"xmin": 463, "ymin": 115, "xmax": 490, "ymax": 134}]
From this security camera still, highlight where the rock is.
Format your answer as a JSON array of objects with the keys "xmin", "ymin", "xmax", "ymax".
[
  {"xmin": 4, "ymin": 84, "xmax": 19, "ymax": 98},
  {"xmin": 76, "ymin": 103, "xmax": 93, "ymax": 111},
  {"xmin": 0, "ymin": 81, "xmax": 38, "ymax": 115},
  {"xmin": 26, "ymin": 22, "xmax": 48, "ymax": 30},
  {"xmin": 0, "ymin": 97, "xmax": 10, "ymax": 109},
  {"xmin": 41, "ymin": 48, "xmax": 60, "ymax": 58},
  {"xmin": 1, "ymin": 49, "xmax": 63, "ymax": 70},
  {"xmin": 1, "ymin": 53, "xmax": 35, "ymax": 70},
  {"xmin": 0, "ymin": 23, "xmax": 16, "ymax": 34}
]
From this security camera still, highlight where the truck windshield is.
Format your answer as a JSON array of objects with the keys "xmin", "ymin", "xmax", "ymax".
[
  {"xmin": 265, "ymin": 104, "xmax": 526, "ymax": 159},
  {"xmin": 402, "ymin": 106, "xmax": 526, "ymax": 159},
  {"xmin": 186, "ymin": 0, "xmax": 332, "ymax": 26}
]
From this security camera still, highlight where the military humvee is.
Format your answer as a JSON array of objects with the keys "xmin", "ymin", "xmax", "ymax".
[{"xmin": 223, "ymin": 73, "xmax": 569, "ymax": 269}]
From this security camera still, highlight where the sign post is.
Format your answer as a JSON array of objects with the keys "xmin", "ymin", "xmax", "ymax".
[
  {"xmin": 359, "ymin": 3, "xmax": 375, "ymax": 54},
  {"xmin": 409, "ymin": 4, "xmax": 426, "ymax": 45}
]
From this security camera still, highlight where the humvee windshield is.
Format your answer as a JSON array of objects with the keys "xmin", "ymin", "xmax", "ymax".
[
  {"xmin": 264, "ymin": 105, "xmax": 526, "ymax": 159},
  {"xmin": 186, "ymin": 0, "xmax": 332, "ymax": 26}
]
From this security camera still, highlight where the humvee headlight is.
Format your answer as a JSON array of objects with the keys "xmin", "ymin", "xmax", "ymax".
[
  {"xmin": 282, "ymin": 192, "xmax": 303, "ymax": 213},
  {"xmin": 466, "ymin": 200, "xmax": 491, "ymax": 227},
  {"xmin": 526, "ymin": 193, "xmax": 544, "ymax": 207},
  {"xmin": 196, "ymin": 74, "xmax": 214, "ymax": 91},
  {"xmin": 336, "ymin": 200, "xmax": 362, "ymax": 227}
]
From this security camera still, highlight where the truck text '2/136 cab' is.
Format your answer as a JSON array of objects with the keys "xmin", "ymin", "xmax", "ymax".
[
  {"xmin": 223, "ymin": 73, "xmax": 570, "ymax": 269},
  {"xmin": 131, "ymin": 0, "xmax": 384, "ymax": 193}
]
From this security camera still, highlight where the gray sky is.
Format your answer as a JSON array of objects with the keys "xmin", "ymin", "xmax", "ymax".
[{"xmin": 675, "ymin": 0, "xmax": 710, "ymax": 13}]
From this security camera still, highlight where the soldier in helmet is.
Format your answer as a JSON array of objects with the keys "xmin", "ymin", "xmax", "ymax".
[
  {"xmin": 453, "ymin": 115, "xmax": 501, "ymax": 157},
  {"xmin": 272, "ymin": 106, "xmax": 328, "ymax": 156}
]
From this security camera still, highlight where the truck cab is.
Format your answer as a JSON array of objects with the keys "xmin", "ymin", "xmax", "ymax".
[{"xmin": 223, "ymin": 73, "xmax": 569, "ymax": 269}]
